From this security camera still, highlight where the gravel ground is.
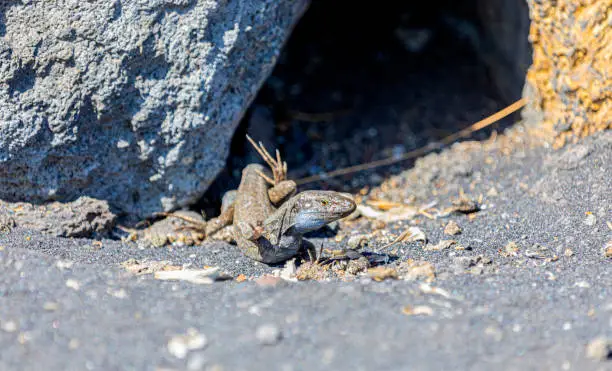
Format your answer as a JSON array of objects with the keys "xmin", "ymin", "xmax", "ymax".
[{"xmin": 1, "ymin": 130, "xmax": 610, "ymax": 370}]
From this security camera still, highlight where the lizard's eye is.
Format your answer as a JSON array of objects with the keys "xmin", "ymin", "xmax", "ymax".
[{"xmin": 320, "ymin": 199, "xmax": 329, "ymax": 206}]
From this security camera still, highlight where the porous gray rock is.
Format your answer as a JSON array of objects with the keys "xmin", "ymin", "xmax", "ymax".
[
  {"xmin": 0, "ymin": 0, "xmax": 308, "ymax": 218},
  {"xmin": 0, "ymin": 196, "xmax": 116, "ymax": 238}
]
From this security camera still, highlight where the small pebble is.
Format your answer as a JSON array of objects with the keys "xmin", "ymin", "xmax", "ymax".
[
  {"xmin": 256, "ymin": 324, "xmax": 282, "ymax": 345},
  {"xmin": 443, "ymin": 221, "xmax": 462, "ymax": 236},
  {"xmin": 484, "ymin": 326, "xmax": 503, "ymax": 342},
  {"xmin": 603, "ymin": 240, "xmax": 612, "ymax": 258},
  {"xmin": 186, "ymin": 352, "xmax": 208, "ymax": 370},
  {"xmin": 65, "ymin": 279, "xmax": 80, "ymax": 291},
  {"xmin": 17, "ymin": 332, "xmax": 32, "ymax": 344},
  {"xmin": 401, "ymin": 305, "xmax": 434, "ymax": 316},
  {"xmin": 574, "ymin": 281, "xmax": 591, "ymax": 288},
  {"xmin": 500, "ymin": 241, "xmax": 519, "ymax": 257},
  {"xmin": 486, "ymin": 187, "xmax": 499, "ymax": 197},
  {"xmin": 255, "ymin": 275, "xmax": 283, "ymax": 287},
  {"xmin": 167, "ymin": 328, "xmax": 208, "ymax": 359},
  {"xmin": 68, "ymin": 338, "xmax": 80, "ymax": 350},
  {"xmin": 586, "ymin": 336, "xmax": 612, "ymax": 361},
  {"xmin": 347, "ymin": 234, "xmax": 368, "ymax": 249},
  {"xmin": 43, "ymin": 302, "xmax": 59, "ymax": 311},
  {"xmin": 562, "ymin": 322, "xmax": 572, "ymax": 331},
  {"xmin": 1, "ymin": 320, "xmax": 18, "ymax": 333},
  {"xmin": 584, "ymin": 213, "xmax": 597, "ymax": 226}
]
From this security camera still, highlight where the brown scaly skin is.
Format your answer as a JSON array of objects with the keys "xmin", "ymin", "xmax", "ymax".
[
  {"xmin": 160, "ymin": 136, "xmax": 356, "ymax": 264},
  {"xmin": 233, "ymin": 164, "xmax": 356, "ymax": 263}
]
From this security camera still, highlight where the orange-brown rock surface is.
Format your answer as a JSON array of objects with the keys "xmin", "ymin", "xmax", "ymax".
[{"xmin": 527, "ymin": 0, "xmax": 612, "ymax": 147}]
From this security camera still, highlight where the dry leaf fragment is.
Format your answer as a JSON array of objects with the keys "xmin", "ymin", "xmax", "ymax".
[
  {"xmin": 418, "ymin": 283, "xmax": 461, "ymax": 300},
  {"xmin": 424, "ymin": 239, "xmax": 456, "ymax": 251},
  {"xmin": 499, "ymin": 241, "xmax": 520, "ymax": 257},
  {"xmin": 401, "ymin": 305, "xmax": 434, "ymax": 316},
  {"xmin": 365, "ymin": 199, "xmax": 405, "ymax": 210},
  {"xmin": 381, "ymin": 227, "xmax": 427, "ymax": 249},
  {"xmin": 121, "ymin": 259, "xmax": 180, "ymax": 275},
  {"xmin": 367, "ymin": 266, "xmax": 398, "ymax": 281},
  {"xmin": 236, "ymin": 274, "xmax": 247, "ymax": 282},
  {"xmin": 399, "ymin": 260, "xmax": 436, "ymax": 282},
  {"xmin": 357, "ymin": 204, "xmax": 418, "ymax": 223},
  {"xmin": 154, "ymin": 267, "xmax": 228, "ymax": 284}
]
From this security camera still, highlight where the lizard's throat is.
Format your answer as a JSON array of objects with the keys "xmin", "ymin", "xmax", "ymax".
[{"xmin": 292, "ymin": 211, "xmax": 336, "ymax": 233}]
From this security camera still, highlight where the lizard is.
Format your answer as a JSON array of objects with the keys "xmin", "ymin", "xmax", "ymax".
[{"xmin": 159, "ymin": 135, "xmax": 357, "ymax": 264}]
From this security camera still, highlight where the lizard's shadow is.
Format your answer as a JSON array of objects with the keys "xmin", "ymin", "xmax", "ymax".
[{"xmin": 303, "ymin": 226, "xmax": 399, "ymax": 266}]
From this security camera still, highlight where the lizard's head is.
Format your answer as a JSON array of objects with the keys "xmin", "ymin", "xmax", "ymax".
[{"xmin": 291, "ymin": 191, "xmax": 356, "ymax": 233}]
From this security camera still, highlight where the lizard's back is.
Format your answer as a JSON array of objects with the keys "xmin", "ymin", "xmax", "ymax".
[{"xmin": 233, "ymin": 164, "xmax": 275, "ymax": 227}]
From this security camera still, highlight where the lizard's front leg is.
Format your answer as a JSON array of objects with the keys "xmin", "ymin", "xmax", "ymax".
[
  {"xmin": 204, "ymin": 190, "xmax": 237, "ymax": 237},
  {"xmin": 207, "ymin": 179, "xmax": 295, "ymax": 238}
]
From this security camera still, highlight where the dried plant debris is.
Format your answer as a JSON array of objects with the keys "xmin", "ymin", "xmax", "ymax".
[
  {"xmin": 401, "ymin": 305, "xmax": 434, "ymax": 316},
  {"xmin": 120, "ymin": 259, "xmax": 181, "ymax": 275},
  {"xmin": 317, "ymin": 248, "xmax": 364, "ymax": 264},
  {"xmin": 418, "ymin": 283, "xmax": 462, "ymax": 301},
  {"xmin": 365, "ymin": 199, "xmax": 406, "ymax": 211},
  {"xmin": 524, "ymin": 243, "xmax": 558, "ymax": 261},
  {"xmin": 295, "ymin": 248, "xmax": 378, "ymax": 281},
  {"xmin": 356, "ymin": 200, "xmax": 437, "ymax": 222},
  {"xmin": 452, "ymin": 255, "xmax": 494, "ymax": 275},
  {"xmin": 296, "ymin": 262, "xmax": 331, "ymax": 281},
  {"xmin": 0, "ymin": 215, "xmax": 16, "ymax": 234},
  {"xmin": 121, "ymin": 259, "xmax": 230, "ymax": 284},
  {"xmin": 499, "ymin": 241, "xmax": 520, "ymax": 257},
  {"xmin": 380, "ymin": 226, "xmax": 427, "ymax": 249},
  {"xmin": 345, "ymin": 257, "xmax": 371, "ymax": 275},
  {"xmin": 424, "ymin": 240, "xmax": 457, "ymax": 251},
  {"xmin": 367, "ymin": 266, "xmax": 399, "ymax": 281},
  {"xmin": 398, "ymin": 260, "xmax": 436, "ymax": 282},
  {"xmin": 356, "ymin": 204, "xmax": 418, "ymax": 222},
  {"xmin": 154, "ymin": 267, "xmax": 231, "ymax": 284},
  {"xmin": 167, "ymin": 329, "xmax": 208, "ymax": 359}
]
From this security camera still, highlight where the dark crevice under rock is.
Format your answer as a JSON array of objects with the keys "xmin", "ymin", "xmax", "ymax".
[{"xmin": 201, "ymin": 0, "xmax": 532, "ymax": 215}]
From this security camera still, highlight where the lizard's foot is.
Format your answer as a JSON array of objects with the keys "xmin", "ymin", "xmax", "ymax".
[
  {"xmin": 246, "ymin": 134, "xmax": 288, "ymax": 185},
  {"xmin": 236, "ymin": 221, "xmax": 264, "ymax": 241},
  {"xmin": 300, "ymin": 240, "xmax": 320, "ymax": 263},
  {"xmin": 154, "ymin": 212, "xmax": 207, "ymax": 233},
  {"xmin": 142, "ymin": 211, "xmax": 207, "ymax": 247}
]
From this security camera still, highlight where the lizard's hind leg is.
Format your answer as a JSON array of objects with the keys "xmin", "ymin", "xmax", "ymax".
[
  {"xmin": 246, "ymin": 134, "xmax": 296, "ymax": 204},
  {"xmin": 246, "ymin": 134, "xmax": 289, "ymax": 184},
  {"xmin": 154, "ymin": 212, "xmax": 207, "ymax": 232},
  {"xmin": 204, "ymin": 190, "xmax": 237, "ymax": 236}
]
